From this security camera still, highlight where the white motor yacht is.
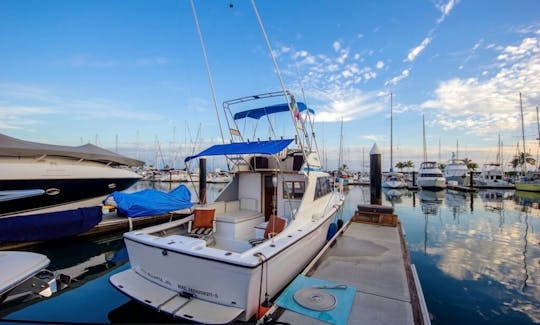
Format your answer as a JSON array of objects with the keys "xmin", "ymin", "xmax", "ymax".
[{"xmin": 110, "ymin": 91, "xmax": 345, "ymax": 323}]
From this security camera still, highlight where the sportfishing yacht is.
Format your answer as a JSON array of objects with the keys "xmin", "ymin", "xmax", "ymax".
[{"xmin": 110, "ymin": 91, "xmax": 345, "ymax": 323}]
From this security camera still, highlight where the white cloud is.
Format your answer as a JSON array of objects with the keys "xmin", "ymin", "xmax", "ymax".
[
  {"xmin": 333, "ymin": 41, "xmax": 341, "ymax": 52},
  {"xmin": 361, "ymin": 134, "xmax": 384, "ymax": 142},
  {"xmin": 385, "ymin": 69, "xmax": 410, "ymax": 86},
  {"xmin": 0, "ymin": 105, "xmax": 57, "ymax": 129},
  {"xmin": 376, "ymin": 61, "xmax": 385, "ymax": 69},
  {"xmin": 405, "ymin": 37, "xmax": 433, "ymax": 62},
  {"xmin": 421, "ymin": 36, "xmax": 540, "ymax": 135},
  {"xmin": 436, "ymin": 0, "xmax": 459, "ymax": 23}
]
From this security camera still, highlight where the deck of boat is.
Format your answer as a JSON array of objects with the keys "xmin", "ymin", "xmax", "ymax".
[{"xmin": 270, "ymin": 219, "xmax": 430, "ymax": 325}]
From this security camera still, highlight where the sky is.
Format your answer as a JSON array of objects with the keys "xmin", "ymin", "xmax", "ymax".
[{"xmin": 1, "ymin": 0, "xmax": 539, "ymax": 171}]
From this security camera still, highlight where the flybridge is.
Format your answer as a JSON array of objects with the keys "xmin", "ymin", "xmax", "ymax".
[{"xmin": 221, "ymin": 91, "xmax": 319, "ymax": 164}]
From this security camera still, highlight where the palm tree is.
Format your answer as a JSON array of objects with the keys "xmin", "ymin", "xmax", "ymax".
[
  {"xmin": 462, "ymin": 158, "xmax": 478, "ymax": 170},
  {"xmin": 405, "ymin": 160, "xmax": 414, "ymax": 170},
  {"xmin": 395, "ymin": 161, "xmax": 406, "ymax": 172},
  {"xmin": 510, "ymin": 152, "xmax": 536, "ymax": 171}
]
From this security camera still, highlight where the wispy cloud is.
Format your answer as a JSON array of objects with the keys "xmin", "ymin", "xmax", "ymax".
[
  {"xmin": 279, "ymin": 41, "xmax": 387, "ymax": 122},
  {"xmin": 405, "ymin": 37, "xmax": 433, "ymax": 62},
  {"xmin": 421, "ymin": 34, "xmax": 540, "ymax": 135},
  {"xmin": 435, "ymin": 0, "xmax": 458, "ymax": 23},
  {"xmin": 386, "ymin": 0, "xmax": 459, "ymax": 85},
  {"xmin": 0, "ymin": 83, "xmax": 163, "ymax": 132},
  {"xmin": 0, "ymin": 104, "xmax": 58, "ymax": 130},
  {"xmin": 385, "ymin": 69, "xmax": 410, "ymax": 86}
]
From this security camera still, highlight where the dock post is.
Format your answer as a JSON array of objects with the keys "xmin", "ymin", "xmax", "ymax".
[
  {"xmin": 370, "ymin": 143, "xmax": 382, "ymax": 205},
  {"xmin": 469, "ymin": 171, "xmax": 474, "ymax": 188},
  {"xmin": 199, "ymin": 158, "xmax": 207, "ymax": 205},
  {"xmin": 412, "ymin": 171, "xmax": 416, "ymax": 187}
]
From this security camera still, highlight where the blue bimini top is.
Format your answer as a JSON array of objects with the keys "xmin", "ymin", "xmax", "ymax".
[{"xmin": 184, "ymin": 138, "xmax": 294, "ymax": 163}]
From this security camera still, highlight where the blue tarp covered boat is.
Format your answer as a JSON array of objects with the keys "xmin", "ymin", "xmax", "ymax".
[
  {"xmin": 0, "ymin": 206, "xmax": 102, "ymax": 242},
  {"xmin": 106, "ymin": 184, "xmax": 193, "ymax": 218}
]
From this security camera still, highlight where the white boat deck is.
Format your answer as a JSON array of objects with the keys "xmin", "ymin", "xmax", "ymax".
[{"xmin": 274, "ymin": 221, "xmax": 427, "ymax": 325}]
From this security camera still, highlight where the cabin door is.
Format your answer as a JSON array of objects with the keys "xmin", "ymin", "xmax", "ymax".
[{"xmin": 263, "ymin": 175, "xmax": 276, "ymax": 221}]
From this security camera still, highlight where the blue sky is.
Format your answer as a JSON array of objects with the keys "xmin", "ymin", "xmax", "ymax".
[{"xmin": 1, "ymin": 0, "xmax": 539, "ymax": 171}]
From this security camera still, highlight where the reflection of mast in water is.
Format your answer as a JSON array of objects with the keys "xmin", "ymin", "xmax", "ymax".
[
  {"xmin": 424, "ymin": 211, "xmax": 428, "ymax": 255},
  {"xmin": 522, "ymin": 212, "xmax": 529, "ymax": 291}
]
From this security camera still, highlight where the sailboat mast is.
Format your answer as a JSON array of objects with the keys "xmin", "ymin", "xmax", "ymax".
[
  {"xmin": 338, "ymin": 118, "xmax": 343, "ymax": 170},
  {"xmin": 536, "ymin": 105, "xmax": 540, "ymax": 171},
  {"xmin": 497, "ymin": 134, "xmax": 501, "ymax": 166},
  {"xmin": 520, "ymin": 92, "xmax": 527, "ymax": 173},
  {"xmin": 422, "ymin": 114, "xmax": 427, "ymax": 162},
  {"xmin": 390, "ymin": 93, "xmax": 393, "ymax": 171}
]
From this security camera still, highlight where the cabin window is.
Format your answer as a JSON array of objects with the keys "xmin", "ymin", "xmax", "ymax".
[
  {"xmin": 283, "ymin": 181, "xmax": 305, "ymax": 199},
  {"xmin": 314, "ymin": 176, "xmax": 332, "ymax": 200}
]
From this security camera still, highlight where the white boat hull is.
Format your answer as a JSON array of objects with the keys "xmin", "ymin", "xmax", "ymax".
[{"xmin": 120, "ymin": 214, "xmax": 335, "ymax": 322}]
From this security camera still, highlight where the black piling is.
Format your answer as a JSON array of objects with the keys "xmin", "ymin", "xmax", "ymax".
[
  {"xmin": 199, "ymin": 158, "xmax": 207, "ymax": 205},
  {"xmin": 370, "ymin": 143, "xmax": 382, "ymax": 205},
  {"xmin": 469, "ymin": 171, "xmax": 474, "ymax": 188}
]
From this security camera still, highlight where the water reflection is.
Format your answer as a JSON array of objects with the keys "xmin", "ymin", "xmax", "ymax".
[
  {"xmin": 383, "ymin": 188, "xmax": 408, "ymax": 205},
  {"xmin": 401, "ymin": 188, "xmax": 540, "ymax": 324}
]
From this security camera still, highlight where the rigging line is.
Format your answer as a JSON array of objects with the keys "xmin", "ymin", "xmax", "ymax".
[
  {"xmin": 294, "ymin": 60, "xmax": 316, "ymax": 153},
  {"xmin": 189, "ymin": 0, "xmax": 225, "ymax": 145},
  {"xmin": 249, "ymin": 0, "xmax": 307, "ymax": 160}
]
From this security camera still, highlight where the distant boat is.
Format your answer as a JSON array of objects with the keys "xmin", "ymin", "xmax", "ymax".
[
  {"xmin": 475, "ymin": 163, "xmax": 514, "ymax": 189},
  {"xmin": 444, "ymin": 152, "xmax": 470, "ymax": 186},
  {"xmin": 383, "ymin": 93, "xmax": 407, "ymax": 189},
  {"xmin": 382, "ymin": 171, "xmax": 408, "ymax": 189},
  {"xmin": 208, "ymin": 171, "xmax": 233, "ymax": 183},
  {"xmin": 0, "ymin": 133, "xmax": 143, "ymax": 217},
  {"xmin": 474, "ymin": 136, "xmax": 513, "ymax": 189},
  {"xmin": 417, "ymin": 115, "xmax": 446, "ymax": 190}
]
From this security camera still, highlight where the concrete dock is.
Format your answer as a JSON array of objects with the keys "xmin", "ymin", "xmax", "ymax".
[{"xmin": 269, "ymin": 219, "xmax": 429, "ymax": 325}]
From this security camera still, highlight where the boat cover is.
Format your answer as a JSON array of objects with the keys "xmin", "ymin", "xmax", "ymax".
[
  {"xmin": 0, "ymin": 133, "xmax": 144, "ymax": 166},
  {"xmin": 0, "ymin": 206, "xmax": 102, "ymax": 242},
  {"xmin": 106, "ymin": 184, "xmax": 192, "ymax": 218},
  {"xmin": 0, "ymin": 251, "xmax": 50, "ymax": 294},
  {"xmin": 185, "ymin": 138, "xmax": 294, "ymax": 162},
  {"xmin": 233, "ymin": 102, "xmax": 314, "ymax": 120}
]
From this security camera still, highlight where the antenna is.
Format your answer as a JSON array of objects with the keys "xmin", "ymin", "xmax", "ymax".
[
  {"xmin": 390, "ymin": 93, "xmax": 393, "ymax": 171},
  {"xmin": 189, "ymin": 0, "xmax": 225, "ymax": 145}
]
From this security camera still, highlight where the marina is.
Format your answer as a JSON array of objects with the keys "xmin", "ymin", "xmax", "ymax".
[
  {"xmin": 1, "ymin": 1, "xmax": 539, "ymax": 324},
  {"xmin": 1, "ymin": 183, "xmax": 539, "ymax": 324}
]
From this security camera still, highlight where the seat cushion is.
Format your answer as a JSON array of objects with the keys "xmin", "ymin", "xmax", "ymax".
[{"xmin": 193, "ymin": 208, "xmax": 215, "ymax": 228}]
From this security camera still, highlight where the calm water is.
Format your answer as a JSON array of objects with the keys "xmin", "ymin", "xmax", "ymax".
[{"xmin": 1, "ymin": 182, "xmax": 539, "ymax": 324}]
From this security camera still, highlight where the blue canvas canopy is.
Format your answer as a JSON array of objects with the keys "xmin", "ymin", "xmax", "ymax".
[
  {"xmin": 233, "ymin": 102, "xmax": 314, "ymax": 120},
  {"xmin": 185, "ymin": 138, "xmax": 294, "ymax": 163}
]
